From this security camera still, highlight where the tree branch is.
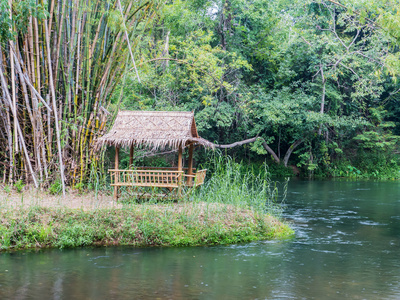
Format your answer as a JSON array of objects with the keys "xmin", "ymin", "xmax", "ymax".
[
  {"xmin": 211, "ymin": 137, "xmax": 258, "ymax": 149},
  {"xmin": 136, "ymin": 137, "xmax": 259, "ymax": 157},
  {"xmin": 283, "ymin": 139, "xmax": 304, "ymax": 167},
  {"xmin": 261, "ymin": 140, "xmax": 280, "ymax": 164},
  {"xmin": 324, "ymin": 0, "xmax": 379, "ymax": 27},
  {"xmin": 137, "ymin": 57, "xmax": 187, "ymax": 67}
]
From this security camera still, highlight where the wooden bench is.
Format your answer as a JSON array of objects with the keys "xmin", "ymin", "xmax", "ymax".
[
  {"xmin": 109, "ymin": 168, "xmax": 207, "ymax": 199},
  {"xmin": 109, "ymin": 169, "xmax": 184, "ymax": 188}
]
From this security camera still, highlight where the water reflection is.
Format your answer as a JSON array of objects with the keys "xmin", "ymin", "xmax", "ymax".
[{"xmin": 1, "ymin": 179, "xmax": 400, "ymax": 299}]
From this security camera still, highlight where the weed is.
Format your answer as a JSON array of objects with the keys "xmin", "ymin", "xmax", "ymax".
[
  {"xmin": 14, "ymin": 180, "xmax": 25, "ymax": 193},
  {"xmin": 3, "ymin": 185, "xmax": 11, "ymax": 195},
  {"xmin": 49, "ymin": 179, "xmax": 62, "ymax": 195},
  {"xmin": 74, "ymin": 182, "xmax": 84, "ymax": 194}
]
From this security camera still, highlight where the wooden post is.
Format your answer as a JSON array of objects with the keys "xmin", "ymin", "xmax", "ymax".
[
  {"xmin": 178, "ymin": 144, "xmax": 183, "ymax": 171},
  {"xmin": 129, "ymin": 144, "xmax": 134, "ymax": 167},
  {"xmin": 114, "ymin": 146, "xmax": 120, "ymax": 201},
  {"xmin": 177, "ymin": 144, "xmax": 183, "ymax": 197},
  {"xmin": 187, "ymin": 143, "xmax": 194, "ymax": 186}
]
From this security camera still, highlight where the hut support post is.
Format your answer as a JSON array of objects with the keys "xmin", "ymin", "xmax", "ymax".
[
  {"xmin": 114, "ymin": 146, "xmax": 120, "ymax": 201},
  {"xmin": 178, "ymin": 144, "xmax": 183, "ymax": 197},
  {"xmin": 187, "ymin": 143, "xmax": 194, "ymax": 185},
  {"xmin": 129, "ymin": 144, "xmax": 134, "ymax": 167}
]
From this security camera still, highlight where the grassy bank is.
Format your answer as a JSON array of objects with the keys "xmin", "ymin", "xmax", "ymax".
[
  {"xmin": 0, "ymin": 157, "xmax": 293, "ymax": 251},
  {"xmin": 0, "ymin": 203, "xmax": 292, "ymax": 251}
]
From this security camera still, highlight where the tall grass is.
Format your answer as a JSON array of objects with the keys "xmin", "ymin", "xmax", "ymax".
[{"xmin": 193, "ymin": 155, "xmax": 287, "ymax": 218}]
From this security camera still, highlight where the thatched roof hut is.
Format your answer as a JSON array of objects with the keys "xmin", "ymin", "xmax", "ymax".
[{"xmin": 98, "ymin": 110, "xmax": 213, "ymax": 150}]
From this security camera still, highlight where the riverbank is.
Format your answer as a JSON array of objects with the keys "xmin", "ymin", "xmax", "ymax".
[{"xmin": 0, "ymin": 189, "xmax": 293, "ymax": 251}]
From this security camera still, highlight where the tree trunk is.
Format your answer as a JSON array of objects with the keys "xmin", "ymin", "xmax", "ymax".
[
  {"xmin": 261, "ymin": 140, "xmax": 280, "ymax": 164},
  {"xmin": 283, "ymin": 139, "xmax": 304, "ymax": 167},
  {"xmin": 218, "ymin": 0, "xmax": 231, "ymax": 51},
  {"xmin": 318, "ymin": 63, "xmax": 326, "ymax": 135}
]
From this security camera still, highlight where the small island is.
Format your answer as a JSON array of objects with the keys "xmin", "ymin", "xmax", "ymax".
[{"xmin": 0, "ymin": 170, "xmax": 293, "ymax": 251}]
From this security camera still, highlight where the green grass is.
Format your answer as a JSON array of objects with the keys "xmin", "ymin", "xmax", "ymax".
[
  {"xmin": 193, "ymin": 156, "xmax": 287, "ymax": 216},
  {"xmin": 0, "ymin": 203, "xmax": 293, "ymax": 251}
]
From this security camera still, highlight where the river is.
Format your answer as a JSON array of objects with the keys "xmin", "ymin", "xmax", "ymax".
[{"xmin": 1, "ymin": 179, "xmax": 399, "ymax": 299}]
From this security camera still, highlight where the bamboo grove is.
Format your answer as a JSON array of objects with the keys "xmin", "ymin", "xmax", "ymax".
[{"xmin": 0, "ymin": 0, "xmax": 161, "ymax": 193}]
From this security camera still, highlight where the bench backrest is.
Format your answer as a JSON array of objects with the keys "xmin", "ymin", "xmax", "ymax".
[{"xmin": 194, "ymin": 169, "xmax": 207, "ymax": 187}]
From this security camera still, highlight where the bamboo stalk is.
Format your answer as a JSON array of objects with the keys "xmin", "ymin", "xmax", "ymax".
[
  {"xmin": 53, "ymin": 0, "xmax": 66, "ymax": 86},
  {"xmin": 117, "ymin": 0, "xmax": 141, "ymax": 83},
  {"xmin": 0, "ymin": 65, "xmax": 38, "ymax": 188},
  {"xmin": 10, "ymin": 51, "xmax": 18, "ymax": 155},
  {"xmin": 28, "ymin": 17, "xmax": 35, "ymax": 85},
  {"xmin": 44, "ymin": 21, "xmax": 66, "ymax": 196},
  {"xmin": 48, "ymin": 0, "xmax": 56, "ymax": 33},
  {"xmin": 15, "ymin": 49, "xmax": 43, "ymax": 182}
]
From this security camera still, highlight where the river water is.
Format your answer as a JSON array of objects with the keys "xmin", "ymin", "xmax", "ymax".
[{"xmin": 1, "ymin": 179, "xmax": 400, "ymax": 299}]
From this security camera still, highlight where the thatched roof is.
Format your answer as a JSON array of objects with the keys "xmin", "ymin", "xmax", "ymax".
[{"xmin": 97, "ymin": 111, "xmax": 213, "ymax": 150}]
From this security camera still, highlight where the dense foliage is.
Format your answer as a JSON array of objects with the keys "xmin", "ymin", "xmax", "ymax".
[{"xmin": 116, "ymin": 0, "xmax": 400, "ymax": 178}]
